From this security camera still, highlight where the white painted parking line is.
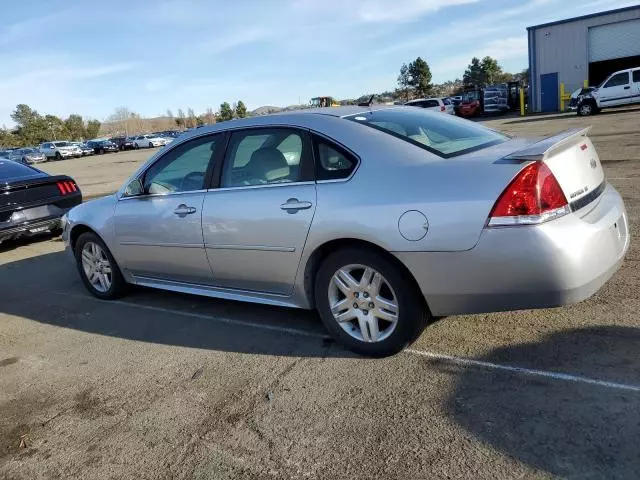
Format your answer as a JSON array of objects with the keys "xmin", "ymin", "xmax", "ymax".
[
  {"xmin": 54, "ymin": 291, "xmax": 640, "ymax": 393},
  {"xmin": 405, "ymin": 349, "xmax": 640, "ymax": 393}
]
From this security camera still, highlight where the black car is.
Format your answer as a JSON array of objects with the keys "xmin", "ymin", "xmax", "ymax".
[
  {"xmin": 110, "ymin": 136, "xmax": 135, "ymax": 151},
  {"xmin": 87, "ymin": 140, "xmax": 118, "ymax": 154},
  {"xmin": 0, "ymin": 159, "xmax": 81, "ymax": 243}
]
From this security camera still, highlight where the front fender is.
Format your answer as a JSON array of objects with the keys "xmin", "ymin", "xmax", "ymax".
[{"xmin": 65, "ymin": 194, "xmax": 118, "ymax": 252}]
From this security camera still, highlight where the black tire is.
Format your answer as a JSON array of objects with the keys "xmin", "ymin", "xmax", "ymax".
[
  {"xmin": 74, "ymin": 232, "xmax": 127, "ymax": 300},
  {"xmin": 148, "ymin": 142, "xmax": 153, "ymax": 148},
  {"xmin": 577, "ymin": 100, "xmax": 597, "ymax": 116},
  {"xmin": 134, "ymin": 143, "xmax": 139, "ymax": 150},
  {"xmin": 314, "ymin": 248, "xmax": 429, "ymax": 357},
  {"xmin": 55, "ymin": 152, "xmax": 62, "ymax": 160}
]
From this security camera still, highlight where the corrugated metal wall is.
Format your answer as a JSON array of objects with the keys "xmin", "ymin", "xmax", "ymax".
[{"xmin": 529, "ymin": 7, "xmax": 640, "ymax": 112}]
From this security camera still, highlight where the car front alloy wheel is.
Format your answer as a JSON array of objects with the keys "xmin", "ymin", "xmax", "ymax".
[{"xmin": 74, "ymin": 232, "xmax": 126, "ymax": 299}]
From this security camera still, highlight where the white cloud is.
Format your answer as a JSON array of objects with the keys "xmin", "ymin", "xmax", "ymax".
[
  {"xmin": 0, "ymin": 11, "xmax": 72, "ymax": 45},
  {"xmin": 197, "ymin": 27, "xmax": 274, "ymax": 55},
  {"xmin": 0, "ymin": 56, "xmax": 137, "ymax": 126},
  {"xmin": 433, "ymin": 36, "xmax": 528, "ymax": 75},
  {"xmin": 355, "ymin": 0, "xmax": 480, "ymax": 22},
  {"xmin": 292, "ymin": 0, "xmax": 479, "ymax": 24}
]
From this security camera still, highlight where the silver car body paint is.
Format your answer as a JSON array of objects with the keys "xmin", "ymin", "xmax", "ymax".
[{"xmin": 64, "ymin": 106, "xmax": 630, "ymax": 315}]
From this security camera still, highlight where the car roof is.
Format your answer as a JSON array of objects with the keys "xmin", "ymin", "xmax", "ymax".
[{"xmin": 171, "ymin": 105, "xmax": 405, "ymax": 142}]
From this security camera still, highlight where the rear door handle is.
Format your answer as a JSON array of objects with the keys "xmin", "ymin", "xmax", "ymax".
[
  {"xmin": 280, "ymin": 198, "xmax": 312, "ymax": 213},
  {"xmin": 174, "ymin": 204, "xmax": 197, "ymax": 216}
]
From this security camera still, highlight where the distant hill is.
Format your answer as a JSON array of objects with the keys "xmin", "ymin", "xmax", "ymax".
[{"xmin": 250, "ymin": 106, "xmax": 284, "ymax": 115}]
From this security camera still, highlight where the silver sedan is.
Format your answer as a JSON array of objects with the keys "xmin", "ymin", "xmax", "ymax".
[{"xmin": 63, "ymin": 106, "xmax": 630, "ymax": 356}]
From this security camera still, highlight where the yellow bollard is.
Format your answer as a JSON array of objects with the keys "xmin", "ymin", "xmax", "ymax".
[
  {"xmin": 559, "ymin": 82, "xmax": 573, "ymax": 112},
  {"xmin": 520, "ymin": 87, "xmax": 525, "ymax": 116},
  {"xmin": 584, "ymin": 79, "xmax": 589, "ymax": 88}
]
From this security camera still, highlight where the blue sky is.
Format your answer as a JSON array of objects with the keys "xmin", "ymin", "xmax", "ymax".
[{"xmin": 0, "ymin": 0, "xmax": 636, "ymax": 124}]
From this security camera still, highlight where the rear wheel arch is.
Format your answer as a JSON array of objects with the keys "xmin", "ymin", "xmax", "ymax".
[{"xmin": 302, "ymin": 238, "xmax": 427, "ymax": 312}]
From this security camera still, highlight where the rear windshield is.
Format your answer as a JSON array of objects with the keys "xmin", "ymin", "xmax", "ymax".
[{"xmin": 345, "ymin": 108, "xmax": 507, "ymax": 157}]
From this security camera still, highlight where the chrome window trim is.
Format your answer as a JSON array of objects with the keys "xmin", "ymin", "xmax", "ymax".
[
  {"xmin": 207, "ymin": 181, "xmax": 315, "ymax": 193},
  {"xmin": 118, "ymin": 189, "xmax": 208, "ymax": 201}
]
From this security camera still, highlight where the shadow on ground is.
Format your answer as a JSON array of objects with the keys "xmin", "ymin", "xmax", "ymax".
[
  {"xmin": 0, "ymin": 250, "xmax": 353, "ymax": 359},
  {"xmin": 436, "ymin": 326, "xmax": 640, "ymax": 479}
]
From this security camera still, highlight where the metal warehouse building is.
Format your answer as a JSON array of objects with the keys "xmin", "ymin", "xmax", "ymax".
[{"xmin": 528, "ymin": 5, "xmax": 640, "ymax": 112}]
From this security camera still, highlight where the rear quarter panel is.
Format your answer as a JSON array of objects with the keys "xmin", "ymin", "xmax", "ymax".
[{"xmin": 299, "ymin": 116, "xmax": 528, "ymax": 254}]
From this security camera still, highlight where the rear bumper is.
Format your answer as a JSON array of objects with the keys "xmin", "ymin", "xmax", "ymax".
[
  {"xmin": 395, "ymin": 183, "xmax": 630, "ymax": 316},
  {"xmin": 0, "ymin": 217, "xmax": 62, "ymax": 242}
]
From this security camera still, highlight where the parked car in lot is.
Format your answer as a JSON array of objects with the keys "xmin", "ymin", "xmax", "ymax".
[
  {"xmin": 404, "ymin": 97, "xmax": 454, "ymax": 114},
  {"xmin": 40, "ymin": 141, "xmax": 82, "ymax": 160},
  {"xmin": 111, "ymin": 136, "xmax": 135, "ymax": 151},
  {"xmin": 70, "ymin": 142, "xmax": 95, "ymax": 156},
  {"xmin": 7, "ymin": 147, "xmax": 47, "ymax": 164},
  {"xmin": 62, "ymin": 106, "xmax": 629, "ymax": 356},
  {"xmin": 0, "ymin": 159, "xmax": 81, "ymax": 243},
  {"xmin": 575, "ymin": 67, "xmax": 640, "ymax": 116},
  {"xmin": 86, "ymin": 139, "xmax": 119, "ymax": 154},
  {"xmin": 132, "ymin": 134, "xmax": 166, "ymax": 149}
]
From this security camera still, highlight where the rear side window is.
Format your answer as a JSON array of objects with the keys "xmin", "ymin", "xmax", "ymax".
[
  {"xmin": 633, "ymin": 70, "xmax": 640, "ymax": 83},
  {"xmin": 346, "ymin": 108, "xmax": 507, "ymax": 158},
  {"xmin": 221, "ymin": 128, "xmax": 311, "ymax": 188},
  {"xmin": 314, "ymin": 137, "xmax": 357, "ymax": 181}
]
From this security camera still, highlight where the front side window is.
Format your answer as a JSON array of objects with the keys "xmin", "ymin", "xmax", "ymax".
[
  {"xmin": 633, "ymin": 70, "xmax": 640, "ymax": 83},
  {"xmin": 221, "ymin": 129, "xmax": 307, "ymax": 187},
  {"xmin": 603, "ymin": 72, "xmax": 630, "ymax": 88},
  {"xmin": 143, "ymin": 134, "xmax": 220, "ymax": 194},
  {"xmin": 346, "ymin": 108, "xmax": 507, "ymax": 157}
]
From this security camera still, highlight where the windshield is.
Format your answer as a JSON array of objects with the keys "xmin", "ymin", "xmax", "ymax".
[
  {"xmin": 345, "ymin": 108, "xmax": 507, "ymax": 157},
  {"xmin": 54, "ymin": 141, "xmax": 71, "ymax": 147}
]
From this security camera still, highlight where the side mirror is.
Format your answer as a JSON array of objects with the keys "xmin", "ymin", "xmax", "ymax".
[
  {"xmin": 50, "ymin": 145, "xmax": 55, "ymax": 149},
  {"xmin": 124, "ymin": 178, "xmax": 144, "ymax": 197}
]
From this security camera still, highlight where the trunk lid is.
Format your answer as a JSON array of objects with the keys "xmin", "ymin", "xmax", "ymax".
[{"xmin": 504, "ymin": 127, "xmax": 605, "ymax": 211}]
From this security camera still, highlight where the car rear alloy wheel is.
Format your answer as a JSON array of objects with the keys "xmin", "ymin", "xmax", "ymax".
[
  {"xmin": 328, "ymin": 264, "xmax": 399, "ymax": 343},
  {"xmin": 315, "ymin": 248, "xmax": 428, "ymax": 356},
  {"xmin": 74, "ymin": 232, "xmax": 126, "ymax": 299}
]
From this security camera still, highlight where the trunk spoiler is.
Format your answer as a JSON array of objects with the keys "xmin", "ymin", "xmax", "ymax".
[{"xmin": 504, "ymin": 127, "xmax": 591, "ymax": 161}]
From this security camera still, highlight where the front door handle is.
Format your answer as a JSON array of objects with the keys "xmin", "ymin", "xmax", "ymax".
[
  {"xmin": 174, "ymin": 204, "xmax": 197, "ymax": 216},
  {"xmin": 624, "ymin": 86, "xmax": 631, "ymax": 90},
  {"xmin": 280, "ymin": 198, "xmax": 312, "ymax": 213}
]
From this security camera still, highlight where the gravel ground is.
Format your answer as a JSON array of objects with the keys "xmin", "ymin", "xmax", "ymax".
[{"xmin": 1, "ymin": 107, "xmax": 639, "ymax": 479}]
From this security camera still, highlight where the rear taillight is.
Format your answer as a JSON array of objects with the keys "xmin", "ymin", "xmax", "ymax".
[
  {"xmin": 440, "ymin": 106, "xmax": 446, "ymax": 112},
  {"xmin": 488, "ymin": 162, "xmax": 570, "ymax": 226},
  {"xmin": 56, "ymin": 180, "xmax": 78, "ymax": 196}
]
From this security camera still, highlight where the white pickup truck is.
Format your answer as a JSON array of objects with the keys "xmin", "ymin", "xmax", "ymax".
[{"xmin": 576, "ymin": 67, "xmax": 640, "ymax": 116}]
